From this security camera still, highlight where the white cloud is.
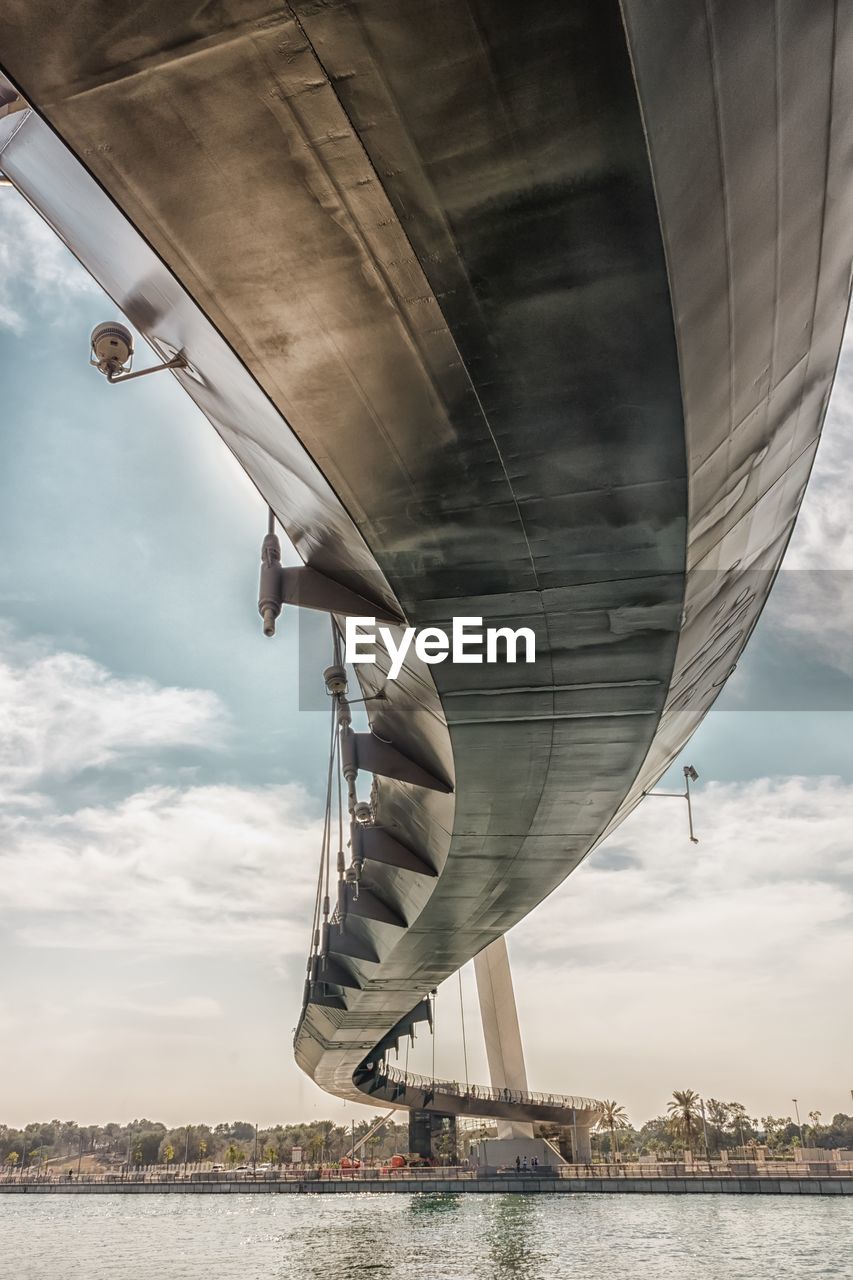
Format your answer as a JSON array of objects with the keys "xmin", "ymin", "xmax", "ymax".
[
  {"xmin": 1, "ymin": 781, "xmax": 321, "ymax": 955},
  {"xmin": 0, "ymin": 630, "xmax": 323, "ymax": 960},
  {"xmin": 0, "ymin": 628, "xmax": 225, "ymax": 797},
  {"xmin": 515, "ymin": 775, "xmax": 852, "ymax": 972},
  {"xmin": 0, "ymin": 189, "xmax": 96, "ymax": 333},
  {"xmin": 88, "ymin": 994, "xmax": 225, "ymax": 1021},
  {"xmin": 787, "ymin": 351, "xmax": 853, "ymax": 573},
  {"xmin": 507, "ymin": 775, "xmax": 853, "ymax": 1118},
  {"xmin": 767, "ymin": 338, "xmax": 853, "ymax": 676}
]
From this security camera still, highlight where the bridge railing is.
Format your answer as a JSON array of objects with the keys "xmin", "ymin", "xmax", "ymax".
[{"xmin": 380, "ymin": 1064, "xmax": 603, "ymax": 1115}]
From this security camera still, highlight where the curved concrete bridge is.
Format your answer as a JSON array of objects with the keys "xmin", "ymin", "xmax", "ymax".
[
  {"xmin": 1, "ymin": 1, "xmax": 851, "ymax": 1127},
  {"xmin": 357, "ymin": 1064, "xmax": 602, "ymax": 1129}
]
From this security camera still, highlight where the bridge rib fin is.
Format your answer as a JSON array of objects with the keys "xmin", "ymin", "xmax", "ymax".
[
  {"xmin": 316, "ymin": 956, "xmax": 363, "ymax": 989},
  {"xmin": 355, "ymin": 825, "xmax": 437, "ymax": 877},
  {"xmin": 306, "ymin": 984, "xmax": 347, "ymax": 1010},
  {"xmin": 353, "ymin": 732, "xmax": 453, "ymax": 793},
  {"xmin": 323, "ymin": 922, "xmax": 380, "ymax": 964},
  {"xmin": 280, "ymin": 566, "xmax": 402, "ymax": 626},
  {"xmin": 346, "ymin": 885, "xmax": 406, "ymax": 928}
]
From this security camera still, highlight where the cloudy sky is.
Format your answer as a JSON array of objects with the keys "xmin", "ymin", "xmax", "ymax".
[{"xmin": 1, "ymin": 186, "xmax": 851, "ymax": 1134}]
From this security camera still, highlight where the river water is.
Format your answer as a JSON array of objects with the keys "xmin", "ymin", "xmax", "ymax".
[{"xmin": 2, "ymin": 1194, "xmax": 851, "ymax": 1279}]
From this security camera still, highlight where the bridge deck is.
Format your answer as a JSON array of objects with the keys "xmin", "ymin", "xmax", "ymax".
[{"xmin": 1, "ymin": 0, "xmax": 851, "ymax": 1113}]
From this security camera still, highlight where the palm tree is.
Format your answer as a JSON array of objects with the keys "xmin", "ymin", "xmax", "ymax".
[
  {"xmin": 599, "ymin": 1100, "xmax": 629, "ymax": 1162},
  {"xmin": 667, "ymin": 1090, "xmax": 702, "ymax": 1154},
  {"xmin": 727, "ymin": 1101, "xmax": 751, "ymax": 1150},
  {"xmin": 705, "ymin": 1099, "xmax": 731, "ymax": 1153},
  {"xmin": 317, "ymin": 1120, "xmax": 335, "ymax": 1164}
]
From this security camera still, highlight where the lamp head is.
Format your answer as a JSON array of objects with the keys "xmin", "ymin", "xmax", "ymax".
[{"xmin": 90, "ymin": 321, "xmax": 133, "ymax": 378}]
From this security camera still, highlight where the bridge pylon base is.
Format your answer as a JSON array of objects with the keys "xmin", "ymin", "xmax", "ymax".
[{"xmin": 408, "ymin": 1111, "xmax": 457, "ymax": 1164}]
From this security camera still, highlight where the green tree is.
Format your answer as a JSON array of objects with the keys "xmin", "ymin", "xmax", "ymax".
[
  {"xmin": 228, "ymin": 1122, "xmax": 255, "ymax": 1142},
  {"xmin": 761, "ymin": 1115, "xmax": 790, "ymax": 1152},
  {"xmin": 225, "ymin": 1144, "xmax": 244, "ymax": 1168},
  {"xmin": 133, "ymin": 1130, "xmax": 164, "ymax": 1166},
  {"xmin": 599, "ymin": 1100, "xmax": 629, "ymax": 1161},
  {"xmin": 667, "ymin": 1090, "xmax": 702, "ymax": 1153},
  {"xmin": 706, "ymin": 1099, "xmax": 731, "ymax": 1152},
  {"xmin": 198, "ymin": 1138, "xmax": 208, "ymax": 1161},
  {"xmin": 163, "ymin": 1143, "xmax": 175, "ymax": 1167},
  {"xmin": 638, "ymin": 1115, "xmax": 676, "ymax": 1157},
  {"xmin": 432, "ymin": 1122, "xmax": 456, "ymax": 1166},
  {"xmin": 6, "ymin": 1152, "xmax": 19, "ymax": 1168},
  {"xmin": 727, "ymin": 1102, "xmax": 753, "ymax": 1149}
]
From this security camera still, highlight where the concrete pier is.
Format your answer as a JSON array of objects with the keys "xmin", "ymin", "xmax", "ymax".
[{"xmin": 2, "ymin": 1177, "xmax": 851, "ymax": 1196}]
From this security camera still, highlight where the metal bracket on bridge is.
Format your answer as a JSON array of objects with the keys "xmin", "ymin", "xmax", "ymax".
[
  {"xmin": 338, "ymin": 881, "xmax": 406, "ymax": 928},
  {"xmin": 340, "ymin": 725, "xmax": 452, "ymax": 794},
  {"xmin": 375, "ymin": 999, "xmax": 433, "ymax": 1059},
  {"xmin": 312, "ymin": 955, "xmax": 363, "ymax": 990},
  {"xmin": 321, "ymin": 921, "xmax": 380, "ymax": 965},
  {"xmin": 305, "ymin": 983, "xmax": 347, "ymax": 1011},
  {"xmin": 258, "ymin": 521, "xmax": 403, "ymax": 637},
  {"xmin": 352, "ymin": 824, "xmax": 437, "ymax": 877}
]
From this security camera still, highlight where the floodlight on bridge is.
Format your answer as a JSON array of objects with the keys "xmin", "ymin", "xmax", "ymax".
[
  {"xmin": 353, "ymin": 801, "xmax": 374, "ymax": 825},
  {"xmin": 89, "ymin": 320, "xmax": 187, "ymax": 383},
  {"xmin": 323, "ymin": 664, "xmax": 348, "ymax": 696},
  {"xmin": 643, "ymin": 762, "xmax": 700, "ymax": 843}
]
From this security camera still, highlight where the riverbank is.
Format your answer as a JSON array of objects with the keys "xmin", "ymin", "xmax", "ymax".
[{"xmin": 2, "ymin": 1175, "xmax": 852, "ymax": 1196}]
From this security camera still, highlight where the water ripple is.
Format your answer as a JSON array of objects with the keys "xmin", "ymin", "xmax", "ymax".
[{"xmin": 1, "ymin": 1193, "xmax": 851, "ymax": 1279}]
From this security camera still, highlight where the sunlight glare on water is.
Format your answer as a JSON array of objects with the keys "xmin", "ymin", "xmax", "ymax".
[{"xmin": 2, "ymin": 1194, "xmax": 852, "ymax": 1279}]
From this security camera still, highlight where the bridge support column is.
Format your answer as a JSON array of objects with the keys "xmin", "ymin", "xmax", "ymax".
[
  {"xmin": 555, "ymin": 1120, "xmax": 593, "ymax": 1164},
  {"xmin": 408, "ymin": 1111, "xmax": 456, "ymax": 1164},
  {"xmin": 474, "ymin": 935, "xmax": 534, "ymax": 1140},
  {"xmin": 571, "ymin": 1124, "xmax": 593, "ymax": 1164}
]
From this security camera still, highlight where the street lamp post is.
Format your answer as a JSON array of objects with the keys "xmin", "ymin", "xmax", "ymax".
[
  {"xmin": 699, "ymin": 1098, "xmax": 711, "ymax": 1171},
  {"xmin": 792, "ymin": 1098, "xmax": 804, "ymax": 1150},
  {"xmin": 642, "ymin": 764, "xmax": 700, "ymax": 843}
]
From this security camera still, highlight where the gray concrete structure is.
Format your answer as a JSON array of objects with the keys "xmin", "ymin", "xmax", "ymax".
[
  {"xmin": 2, "ymin": 1176, "xmax": 852, "ymax": 1196},
  {"xmin": 1, "ymin": 2, "xmax": 852, "ymax": 1128},
  {"xmin": 473, "ymin": 1138, "xmax": 555, "ymax": 1170},
  {"xmin": 474, "ymin": 938, "xmax": 534, "ymax": 1140}
]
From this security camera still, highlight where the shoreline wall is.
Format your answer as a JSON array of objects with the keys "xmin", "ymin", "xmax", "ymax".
[{"xmin": 2, "ymin": 1178, "xmax": 852, "ymax": 1197}]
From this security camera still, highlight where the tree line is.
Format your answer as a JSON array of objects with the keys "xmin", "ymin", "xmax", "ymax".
[
  {"xmin": 595, "ymin": 1091, "xmax": 853, "ymax": 1159},
  {"xmin": 0, "ymin": 1117, "xmax": 411, "ymax": 1171},
  {"xmin": 3, "ymin": 1096, "xmax": 852, "ymax": 1170}
]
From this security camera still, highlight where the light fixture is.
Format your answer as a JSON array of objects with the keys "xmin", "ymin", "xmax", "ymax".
[
  {"xmin": 90, "ymin": 320, "xmax": 187, "ymax": 383},
  {"xmin": 643, "ymin": 762, "xmax": 701, "ymax": 843}
]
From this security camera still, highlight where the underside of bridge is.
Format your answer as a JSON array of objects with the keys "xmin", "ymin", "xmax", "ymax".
[{"xmin": 2, "ymin": 1, "xmax": 852, "ymax": 1133}]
